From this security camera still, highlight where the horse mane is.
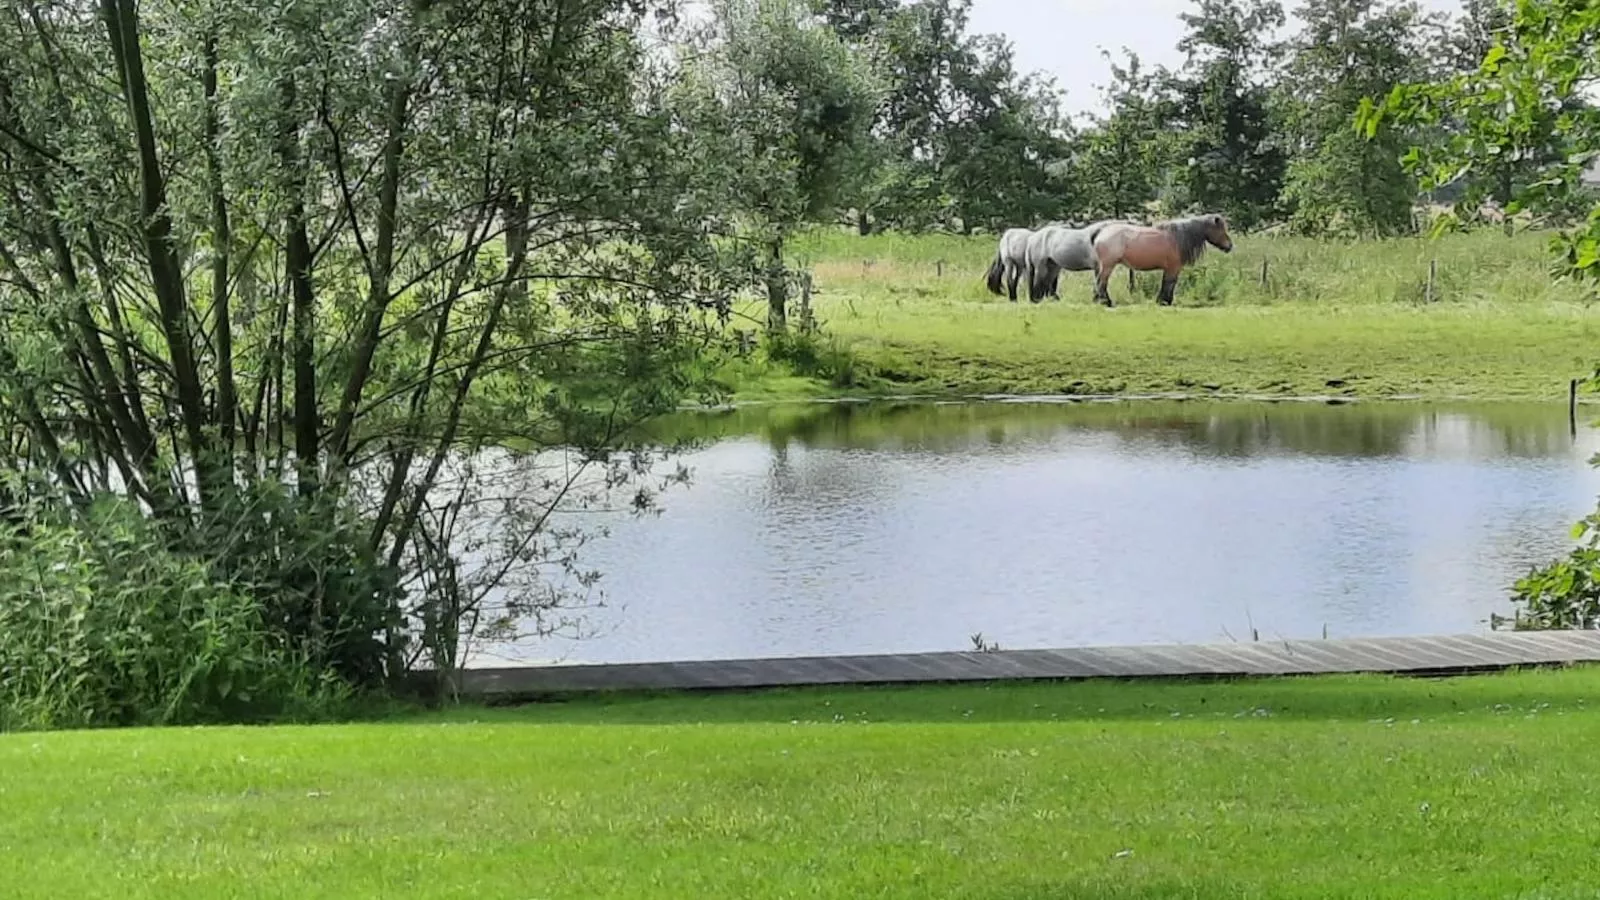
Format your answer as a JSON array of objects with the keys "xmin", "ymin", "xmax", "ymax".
[{"xmin": 1158, "ymin": 215, "xmax": 1216, "ymax": 265}]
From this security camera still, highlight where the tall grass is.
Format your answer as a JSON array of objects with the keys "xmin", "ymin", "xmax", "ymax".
[
  {"xmin": 790, "ymin": 226, "xmax": 1590, "ymax": 308},
  {"xmin": 707, "ymin": 227, "xmax": 1600, "ymax": 402}
]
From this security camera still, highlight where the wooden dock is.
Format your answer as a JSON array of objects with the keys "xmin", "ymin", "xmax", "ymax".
[{"xmin": 452, "ymin": 631, "xmax": 1600, "ymax": 698}]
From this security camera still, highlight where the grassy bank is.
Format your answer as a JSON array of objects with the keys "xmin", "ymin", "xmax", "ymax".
[
  {"xmin": 718, "ymin": 227, "xmax": 1600, "ymax": 403},
  {"xmin": 6, "ymin": 667, "xmax": 1600, "ymax": 898}
]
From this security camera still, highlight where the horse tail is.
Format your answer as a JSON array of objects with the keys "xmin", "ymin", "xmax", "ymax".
[
  {"xmin": 984, "ymin": 251, "xmax": 1005, "ymax": 295},
  {"xmin": 1085, "ymin": 222, "xmax": 1114, "ymax": 274}
]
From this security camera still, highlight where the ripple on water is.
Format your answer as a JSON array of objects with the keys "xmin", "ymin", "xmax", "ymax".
[{"xmin": 478, "ymin": 400, "xmax": 1600, "ymax": 665}]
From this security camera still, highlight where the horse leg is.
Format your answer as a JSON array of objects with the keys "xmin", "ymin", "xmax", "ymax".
[
  {"xmin": 1034, "ymin": 261, "xmax": 1056, "ymax": 304},
  {"xmin": 1049, "ymin": 263, "xmax": 1061, "ymax": 300},
  {"xmin": 1006, "ymin": 262, "xmax": 1020, "ymax": 302},
  {"xmin": 1158, "ymin": 265, "xmax": 1179, "ymax": 306},
  {"xmin": 1094, "ymin": 261, "xmax": 1115, "ymax": 307}
]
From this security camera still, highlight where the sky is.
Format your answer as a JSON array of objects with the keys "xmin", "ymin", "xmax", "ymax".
[{"xmin": 964, "ymin": 0, "xmax": 1471, "ymax": 122}]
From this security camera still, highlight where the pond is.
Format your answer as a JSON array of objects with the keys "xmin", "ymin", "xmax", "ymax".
[{"xmin": 471, "ymin": 398, "xmax": 1600, "ymax": 666}]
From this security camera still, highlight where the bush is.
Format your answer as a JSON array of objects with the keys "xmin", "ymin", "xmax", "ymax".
[
  {"xmin": 1502, "ymin": 511, "xmax": 1600, "ymax": 631},
  {"xmin": 764, "ymin": 329, "xmax": 862, "ymax": 388},
  {"xmin": 0, "ymin": 495, "xmax": 363, "ymax": 731}
]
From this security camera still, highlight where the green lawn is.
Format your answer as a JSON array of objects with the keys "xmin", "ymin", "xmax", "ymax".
[
  {"xmin": 721, "ymin": 227, "xmax": 1600, "ymax": 403},
  {"xmin": 7, "ymin": 667, "xmax": 1600, "ymax": 898}
]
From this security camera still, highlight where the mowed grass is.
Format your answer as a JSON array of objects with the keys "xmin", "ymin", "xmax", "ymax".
[
  {"xmin": 7, "ymin": 667, "xmax": 1600, "ymax": 898},
  {"xmin": 726, "ymin": 227, "xmax": 1600, "ymax": 402}
]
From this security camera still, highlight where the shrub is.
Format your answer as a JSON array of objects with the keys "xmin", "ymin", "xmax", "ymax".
[
  {"xmin": 764, "ymin": 329, "xmax": 862, "ymax": 388},
  {"xmin": 0, "ymin": 495, "xmax": 361, "ymax": 731},
  {"xmin": 1502, "ymin": 512, "xmax": 1600, "ymax": 631}
]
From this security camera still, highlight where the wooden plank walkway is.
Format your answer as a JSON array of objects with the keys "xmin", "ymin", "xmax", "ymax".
[{"xmin": 454, "ymin": 631, "xmax": 1600, "ymax": 698}]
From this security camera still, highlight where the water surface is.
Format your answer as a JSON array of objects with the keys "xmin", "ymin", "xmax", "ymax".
[{"xmin": 477, "ymin": 399, "xmax": 1600, "ymax": 666}]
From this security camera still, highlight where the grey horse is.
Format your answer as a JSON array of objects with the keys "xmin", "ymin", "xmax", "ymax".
[
  {"xmin": 984, "ymin": 227, "xmax": 1034, "ymax": 302},
  {"xmin": 1025, "ymin": 219, "xmax": 1129, "ymax": 302}
]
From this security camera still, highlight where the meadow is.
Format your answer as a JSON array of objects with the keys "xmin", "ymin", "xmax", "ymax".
[
  {"xmin": 5, "ymin": 667, "xmax": 1600, "ymax": 898},
  {"xmin": 720, "ymin": 227, "xmax": 1600, "ymax": 403}
]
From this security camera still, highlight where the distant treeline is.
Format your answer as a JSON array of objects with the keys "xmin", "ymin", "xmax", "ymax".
[{"xmin": 812, "ymin": 0, "xmax": 1595, "ymax": 237}]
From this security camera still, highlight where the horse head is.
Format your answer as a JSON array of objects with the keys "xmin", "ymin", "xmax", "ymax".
[{"xmin": 1205, "ymin": 214, "xmax": 1233, "ymax": 253}]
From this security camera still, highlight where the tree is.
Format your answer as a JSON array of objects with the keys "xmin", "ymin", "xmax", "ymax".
[
  {"xmin": 1275, "ymin": 0, "xmax": 1435, "ymax": 235},
  {"xmin": 1166, "ymin": 0, "xmax": 1288, "ymax": 229},
  {"xmin": 1073, "ymin": 52, "xmax": 1181, "ymax": 220},
  {"xmin": 1358, "ymin": 0, "xmax": 1600, "ymax": 631},
  {"xmin": 679, "ymin": 0, "xmax": 883, "ymax": 331},
  {"xmin": 1361, "ymin": 0, "xmax": 1594, "ymax": 229},
  {"xmin": 813, "ymin": 0, "xmax": 1076, "ymax": 233},
  {"xmin": 0, "ymin": 0, "xmax": 752, "ymax": 721}
]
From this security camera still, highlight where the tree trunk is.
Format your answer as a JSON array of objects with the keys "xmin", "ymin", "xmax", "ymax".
[
  {"xmin": 101, "ymin": 0, "xmax": 220, "ymax": 507},
  {"xmin": 765, "ymin": 236, "xmax": 787, "ymax": 333},
  {"xmin": 276, "ymin": 75, "xmax": 319, "ymax": 497},
  {"xmin": 383, "ymin": 192, "xmax": 529, "ymax": 680},
  {"xmin": 326, "ymin": 5, "xmax": 423, "ymax": 478},
  {"xmin": 203, "ymin": 30, "xmax": 237, "ymax": 454},
  {"xmin": 856, "ymin": 209, "xmax": 871, "ymax": 236},
  {"xmin": 1495, "ymin": 164, "xmax": 1514, "ymax": 237}
]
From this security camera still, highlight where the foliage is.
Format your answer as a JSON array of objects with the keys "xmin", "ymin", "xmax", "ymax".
[
  {"xmin": 1360, "ymin": 0, "xmax": 1600, "ymax": 262},
  {"xmin": 814, "ymin": 0, "xmax": 1077, "ymax": 233},
  {"xmin": 1073, "ymin": 52, "xmax": 1182, "ymax": 219},
  {"xmin": 1503, "ymin": 512, "xmax": 1600, "ymax": 630},
  {"xmin": 677, "ymin": 0, "xmax": 884, "ymax": 331},
  {"xmin": 0, "ymin": 492, "xmax": 351, "ymax": 730},
  {"xmin": 1165, "ymin": 0, "xmax": 1288, "ymax": 229},
  {"xmin": 1275, "ymin": 0, "xmax": 1436, "ymax": 236},
  {"xmin": 0, "ymin": 0, "xmax": 757, "ymax": 723}
]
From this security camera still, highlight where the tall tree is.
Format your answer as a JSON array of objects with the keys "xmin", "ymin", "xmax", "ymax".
[
  {"xmin": 680, "ymin": 0, "xmax": 883, "ymax": 330},
  {"xmin": 1275, "ymin": 0, "xmax": 1434, "ymax": 235},
  {"xmin": 0, "ymin": 0, "xmax": 758, "ymax": 697},
  {"xmin": 1361, "ymin": 0, "xmax": 1600, "ymax": 267},
  {"xmin": 815, "ymin": 0, "xmax": 1076, "ymax": 233},
  {"xmin": 1074, "ymin": 52, "xmax": 1180, "ymax": 220},
  {"xmin": 1167, "ymin": 0, "xmax": 1288, "ymax": 229}
]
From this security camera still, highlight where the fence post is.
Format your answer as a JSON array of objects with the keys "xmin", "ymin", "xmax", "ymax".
[
  {"xmin": 1425, "ymin": 259, "xmax": 1437, "ymax": 303},
  {"xmin": 936, "ymin": 259, "xmax": 944, "ymax": 278},
  {"xmin": 799, "ymin": 271, "xmax": 816, "ymax": 334},
  {"xmin": 1571, "ymin": 377, "xmax": 1580, "ymax": 438},
  {"xmin": 1259, "ymin": 257, "xmax": 1268, "ymax": 288}
]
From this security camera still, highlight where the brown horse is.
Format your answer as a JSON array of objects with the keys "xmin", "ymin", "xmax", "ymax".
[{"xmin": 1090, "ymin": 214, "xmax": 1233, "ymax": 307}]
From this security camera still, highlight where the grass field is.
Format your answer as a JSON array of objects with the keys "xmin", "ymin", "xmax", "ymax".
[
  {"xmin": 719, "ymin": 227, "xmax": 1600, "ymax": 403},
  {"xmin": 7, "ymin": 667, "xmax": 1600, "ymax": 898}
]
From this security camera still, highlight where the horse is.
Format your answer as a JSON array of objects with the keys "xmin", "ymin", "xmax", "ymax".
[
  {"xmin": 984, "ymin": 227, "xmax": 1034, "ymax": 302},
  {"xmin": 1025, "ymin": 219, "xmax": 1129, "ymax": 302},
  {"xmin": 1090, "ymin": 213, "xmax": 1233, "ymax": 307}
]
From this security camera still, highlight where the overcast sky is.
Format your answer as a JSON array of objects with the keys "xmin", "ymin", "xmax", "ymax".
[{"xmin": 965, "ymin": 0, "xmax": 1471, "ymax": 122}]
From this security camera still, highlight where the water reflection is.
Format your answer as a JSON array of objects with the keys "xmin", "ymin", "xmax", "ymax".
[
  {"xmin": 649, "ymin": 399, "xmax": 1583, "ymax": 461},
  {"xmin": 479, "ymin": 400, "xmax": 1600, "ymax": 666}
]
